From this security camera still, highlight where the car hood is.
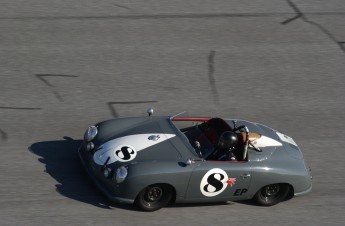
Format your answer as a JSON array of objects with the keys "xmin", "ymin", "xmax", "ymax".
[{"xmin": 91, "ymin": 116, "xmax": 191, "ymax": 166}]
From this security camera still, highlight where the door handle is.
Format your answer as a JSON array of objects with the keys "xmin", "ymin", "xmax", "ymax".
[{"xmin": 241, "ymin": 173, "xmax": 251, "ymax": 178}]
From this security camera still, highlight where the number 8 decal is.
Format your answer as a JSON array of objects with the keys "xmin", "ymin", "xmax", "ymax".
[
  {"xmin": 200, "ymin": 168, "xmax": 231, "ymax": 197},
  {"xmin": 114, "ymin": 145, "xmax": 137, "ymax": 162}
]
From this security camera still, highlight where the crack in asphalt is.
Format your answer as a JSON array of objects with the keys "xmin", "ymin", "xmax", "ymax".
[
  {"xmin": 110, "ymin": 3, "xmax": 132, "ymax": 11},
  {"xmin": 0, "ymin": 107, "xmax": 42, "ymax": 110},
  {"xmin": 35, "ymin": 74, "xmax": 78, "ymax": 87},
  {"xmin": 35, "ymin": 74, "xmax": 78, "ymax": 102},
  {"xmin": 107, "ymin": 101, "xmax": 158, "ymax": 117},
  {"xmin": 0, "ymin": 128, "xmax": 8, "ymax": 141},
  {"xmin": 208, "ymin": 50, "xmax": 219, "ymax": 103},
  {"xmin": 339, "ymin": 42, "xmax": 345, "ymax": 52},
  {"xmin": 282, "ymin": 0, "xmax": 345, "ymax": 54},
  {"xmin": 0, "ymin": 12, "xmax": 312, "ymax": 21}
]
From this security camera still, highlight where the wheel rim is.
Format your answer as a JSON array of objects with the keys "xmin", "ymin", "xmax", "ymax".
[
  {"xmin": 262, "ymin": 184, "xmax": 280, "ymax": 198},
  {"xmin": 255, "ymin": 183, "xmax": 289, "ymax": 206},
  {"xmin": 144, "ymin": 186, "xmax": 163, "ymax": 205}
]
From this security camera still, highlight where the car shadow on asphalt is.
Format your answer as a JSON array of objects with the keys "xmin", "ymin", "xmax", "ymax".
[
  {"xmin": 167, "ymin": 202, "xmax": 234, "ymax": 209},
  {"xmin": 28, "ymin": 136, "xmax": 138, "ymax": 211},
  {"xmin": 167, "ymin": 200, "xmax": 258, "ymax": 209},
  {"xmin": 28, "ymin": 137, "xmax": 260, "ymax": 212}
]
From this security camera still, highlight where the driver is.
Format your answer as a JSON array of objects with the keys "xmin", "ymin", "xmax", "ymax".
[{"xmin": 210, "ymin": 131, "xmax": 238, "ymax": 161}]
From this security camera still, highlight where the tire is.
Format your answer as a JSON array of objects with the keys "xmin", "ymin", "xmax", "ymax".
[
  {"xmin": 135, "ymin": 184, "xmax": 173, "ymax": 212},
  {"xmin": 254, "ymin": 183, "xmax": 290, "ymax": 206}
]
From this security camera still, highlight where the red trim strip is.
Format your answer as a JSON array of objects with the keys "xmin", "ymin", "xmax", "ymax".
[{"xmin": 172, "ymin": 117, "xmax": 211, "ymax": 122}]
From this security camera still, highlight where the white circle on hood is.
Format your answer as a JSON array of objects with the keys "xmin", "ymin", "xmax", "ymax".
[{"xmin": 113, "ymin": 145, "xmax": 137, "ymax": 162}]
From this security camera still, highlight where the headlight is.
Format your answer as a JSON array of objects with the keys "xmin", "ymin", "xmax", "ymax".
[
  {"xmin": 84, "ymin": 125, "xmax": 98, "ymax": 142},
  {"xmin": 103, "ymin": 168, "xmax": 111, "ymax": 178},
  {"xmin": 115, "ymin": 166, "xmax": 128, "ymax": 183},
  {"xmin": 86, "ymin": 142, "xmax": 94, "ymax": 152}
]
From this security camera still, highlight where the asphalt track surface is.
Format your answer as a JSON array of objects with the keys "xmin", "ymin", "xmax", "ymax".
[{"xmin": 1, "ymin": 1, "xmax": 345, "ymax": 225}]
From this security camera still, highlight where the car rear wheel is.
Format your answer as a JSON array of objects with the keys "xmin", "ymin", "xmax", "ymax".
[
  {"xmin": 135, "ymin": 184, "xmax": 173, "ymax": 212},
  {"xmin": 254, "ymin": 183, "xmax": 290, "ymax": 206}
]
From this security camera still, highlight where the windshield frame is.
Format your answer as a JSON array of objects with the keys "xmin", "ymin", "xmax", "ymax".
[{"xmin": 169, "ymin": 117, "xmax": 212, "ymax": 158}]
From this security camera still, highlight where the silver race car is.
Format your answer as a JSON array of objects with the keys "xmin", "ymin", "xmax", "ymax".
[{"xmin": 78, "ymin": 109, "xmax": 312, "ymax": 211}]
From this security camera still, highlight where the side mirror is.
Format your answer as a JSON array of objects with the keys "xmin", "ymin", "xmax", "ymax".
[
  {"xmin": 147, "ymin": 107, "xmax": 154, "ymax": 116},
  {"xmin": 184, "ymin": 158, "xmax": 204, "ymax": 166},
  {"xmin": 185, "ymin": 159, "xmax": 194, "ymax": 166}
]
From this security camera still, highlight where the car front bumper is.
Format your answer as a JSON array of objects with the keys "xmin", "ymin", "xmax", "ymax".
[{"xmin": 78, "ymin": 146, "xmax": 134, "ymax": 204}]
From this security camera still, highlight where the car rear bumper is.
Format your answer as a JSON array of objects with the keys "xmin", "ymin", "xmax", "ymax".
[
  {"xmin": 78, "ymin": 146, "xmax": 134, "ymax": 204},
  {"xmin": 294, "ymin": 183, "xmax": 312, "ymax": 196}
]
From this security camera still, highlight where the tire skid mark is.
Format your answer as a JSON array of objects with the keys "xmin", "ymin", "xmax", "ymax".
[
  {"xmin": 282, "ymin": 0, "xmax": 345, "ymax": 54},
  {"xmin": 35, "ymin": 74, "xmax": 78, "ymax": 101},
  {"xmin": 208, "ymin": 50, "xmax": 219, "ymax": 103},
  {"xmin": 107, "ymin": 101, "xmax": 158, "ymax": 117}
]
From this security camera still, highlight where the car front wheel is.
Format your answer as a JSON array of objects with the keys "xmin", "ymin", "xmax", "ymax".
[
  {"xmin": 254, "ymin": 183, "xmax": 290, "ymax": 206},
  {"xmin": 135, "ymin": 184, "xmax": 173, "ymax": 212}
]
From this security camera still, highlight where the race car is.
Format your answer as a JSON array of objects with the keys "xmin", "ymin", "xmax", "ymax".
[{"xmin": 78, "ymin": 108, "xmax": 312, "ymax": 211}]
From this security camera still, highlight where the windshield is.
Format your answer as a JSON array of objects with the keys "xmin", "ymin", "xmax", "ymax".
[{"xmin": 169, "ymin": 111, "xmax": 189, "ymax": 120}]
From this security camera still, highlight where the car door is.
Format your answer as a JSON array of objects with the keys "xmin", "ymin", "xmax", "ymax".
[{"xmin": 185, "ymin": 160, "xmax": 252, "ymax": 201}]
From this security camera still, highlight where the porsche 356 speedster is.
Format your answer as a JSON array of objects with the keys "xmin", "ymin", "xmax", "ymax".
[{"xmin": 78, "ymin": 109, "xmax": 312, "ymax": 211}]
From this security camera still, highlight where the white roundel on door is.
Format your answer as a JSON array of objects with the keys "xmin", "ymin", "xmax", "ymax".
[{"xmin": 200, "ymin": 168, "xmax": 229, "ymax": 197}]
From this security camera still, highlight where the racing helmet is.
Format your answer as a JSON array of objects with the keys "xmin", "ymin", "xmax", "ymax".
[{"xmin": 217, "ymin": 131, "xmax": 238, "ymax": 150}]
